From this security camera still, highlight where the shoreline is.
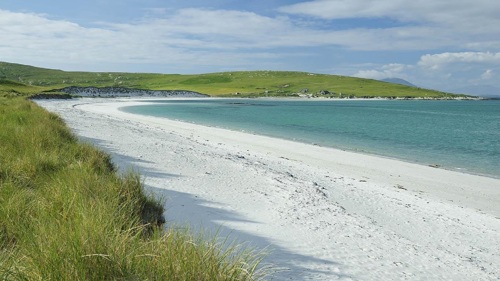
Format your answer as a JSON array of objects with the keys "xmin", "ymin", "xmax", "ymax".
[
  {"xmin": 110, "ymin": 99, "xmax": 500, "ymax": 216},
  {"xmin": 121, "ymin": 97, "xmax": 499, "ymax": 180},
  {"xmin": 36, "ymin": 98, "xmax": 500, "ymax": 280}
]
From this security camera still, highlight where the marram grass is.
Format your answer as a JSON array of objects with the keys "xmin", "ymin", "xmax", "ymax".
[{"xmin": 0, "ymin": 96, "xmax": 268, "ymax": 280}]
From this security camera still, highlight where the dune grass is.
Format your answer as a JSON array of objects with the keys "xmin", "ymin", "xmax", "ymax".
[{"xmin": 0, "ymin": 96, "xmax": 267, "ymax": 280}]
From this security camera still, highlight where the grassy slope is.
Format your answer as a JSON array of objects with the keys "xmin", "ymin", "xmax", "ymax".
[
  {"xmin": 0, "ymin": 92, "xmax": 265, "ymax": 279},
  {"xmin": 1, "ymin": 61, "xmax": 462, "ymax": 98},
  {"xmin": 0, "ymin": 79, "xmax": 45, "ymax": 97}
]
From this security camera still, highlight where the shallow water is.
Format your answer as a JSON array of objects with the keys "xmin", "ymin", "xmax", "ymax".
[{"xmin": 122, "ymin": 99, "xmax": 500, "ymax": 178}]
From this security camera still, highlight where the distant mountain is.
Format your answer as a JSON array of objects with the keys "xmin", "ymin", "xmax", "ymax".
[
  {"xmin": 450, "ymin": 85, "xmax": 500, "ymax": 99},
  {"xmin": 380, "ymin": 78, "xmax": 417, "ymax": 87}
]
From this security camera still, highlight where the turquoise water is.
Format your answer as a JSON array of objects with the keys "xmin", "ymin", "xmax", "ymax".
[{"xmin": 121, "ymin": 99, "xmax": 500, "ymax": 178}]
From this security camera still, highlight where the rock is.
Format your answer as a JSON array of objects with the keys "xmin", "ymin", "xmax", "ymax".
[
  {"xmin": 29, "ymin": 93, "xmax": 72, "ymax": 99},
  {"xmin": 48, "ymin": 86, "xmax": 208, "ymax": 98}
]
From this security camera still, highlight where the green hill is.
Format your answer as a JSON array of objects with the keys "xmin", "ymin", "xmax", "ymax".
[{"xmin": 0, "ymin": 61, "xmax": 468, "ymax": 98}]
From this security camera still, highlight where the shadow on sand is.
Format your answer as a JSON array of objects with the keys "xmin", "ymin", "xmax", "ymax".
[{"xmin": 79, "ymin": 135, "xmax": 350, "ymax": 280}]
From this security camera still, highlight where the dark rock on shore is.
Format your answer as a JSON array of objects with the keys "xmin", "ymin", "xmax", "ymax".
[
  {"xmin": 30, "ymin": 93, "xmax": 73, "ymax": 99},
  {"xmin": 50, "ymin": 86, "xmax": 208, "ymax": 98}
]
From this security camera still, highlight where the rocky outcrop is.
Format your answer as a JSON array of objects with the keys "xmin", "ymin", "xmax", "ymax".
[
  {"xmin": 29, "ymin": 93, "xmax": 72, "ymax": 99},
  {"xmin": 51, "ymin": 86, "xmax": 208, "ymax": 98}
]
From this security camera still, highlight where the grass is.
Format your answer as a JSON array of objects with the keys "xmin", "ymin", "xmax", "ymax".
[
  {"xmin": 0, "ymin": 79, "xmax": 45, "ymax": 98},
  {"xmin": 0, "ymin": 95, "xmax": 268, "ymax": 280},
  {"xmin": 1, "ymin": 61, "xmax": 470, "ymax": 98}
]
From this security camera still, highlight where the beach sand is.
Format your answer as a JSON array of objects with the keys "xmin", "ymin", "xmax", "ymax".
[{"xmin": 36, "ymin": 98, "xmax": 500, "ymax": 280}]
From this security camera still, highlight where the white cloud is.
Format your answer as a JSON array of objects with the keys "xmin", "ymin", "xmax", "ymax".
[
  {"xmin": 278, "ymin": 0, "xmax": 500, "ymax": 50},
  {"xmin": 0, "ymin": 9, "xmax": 302, "ymax": 70},
  {"xmin": 279, "ymin": 0, "xmax": 406, "ymax": 20},
  {"xmin": 278, "ymin": 0, "xmax": 500, "ymax": 26},
  {"xmin": 418, "ymin": 52, "xmax": 500, "ymax": 69},
  {"xmin": 352, "ymin": 52, "xmax": 500, "ymax": 91},
  {"xmin": 2, "ymin": 3, "xmax": 500, "ymax": 73},
  {"xmin": 481, "ymin": 69, "xmax": 493, "ymax": 80},
  {"xmin": 353, "ymin": 64, "xmax": 411, "ymax": 79}
]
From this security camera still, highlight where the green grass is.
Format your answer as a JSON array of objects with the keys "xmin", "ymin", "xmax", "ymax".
[
  {"xmin": 1, "ymin": 61, "xmax": 470, "ymax": 98},
  {"xmin": 0, "ymin": 79, "xmax": 45, "ymax": 98},
  {"xmin": 0, "ymin": 96, "xmax": 267, "ymax": 280}
]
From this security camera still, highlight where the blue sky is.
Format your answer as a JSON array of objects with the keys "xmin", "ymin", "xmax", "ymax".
[{"xmin": 1, "ymin": 0, "xmax": 499, "ymax": 95}]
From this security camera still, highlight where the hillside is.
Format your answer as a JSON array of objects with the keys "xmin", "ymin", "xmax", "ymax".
[
  {"xmin": 1, "ymin": 61, "xmax": 468, "ymax": 98},
  {"xmin": 0, "ymin": 78, "xmax": 45, "ymax": 96}
]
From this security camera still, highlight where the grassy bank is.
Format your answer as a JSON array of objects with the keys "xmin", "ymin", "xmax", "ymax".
[
  {"xmin": 1, "ymin": 61, "xmax": 467, "ymax": 98},
  {"xmin": 0, "ymin": 96, "xmax": 266, "ymax": 280}
]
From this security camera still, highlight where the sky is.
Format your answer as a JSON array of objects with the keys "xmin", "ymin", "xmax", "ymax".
[{"xmin": 1, "ymin": 0, "xmax": 499, "ymax": 95}]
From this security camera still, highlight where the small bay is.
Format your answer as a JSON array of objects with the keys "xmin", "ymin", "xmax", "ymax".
[{"xmin": 121, "ymin": 99, "xmax": 500, "ymax": 178}]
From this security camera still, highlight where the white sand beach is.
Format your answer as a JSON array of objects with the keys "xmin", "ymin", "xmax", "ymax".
[{"xmin": 36, "ymin": 98, "xmax": 500, "ymax": 281}]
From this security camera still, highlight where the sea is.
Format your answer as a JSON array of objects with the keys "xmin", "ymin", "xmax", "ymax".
[{"xmin": 121, "ymin": 99, "xmax": 500, "ymax": 179}]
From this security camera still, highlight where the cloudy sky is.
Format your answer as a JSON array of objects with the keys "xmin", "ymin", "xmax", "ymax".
[{"xmin": 1, "ymin": 0, "xmax": 499, "ymax": 94}]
